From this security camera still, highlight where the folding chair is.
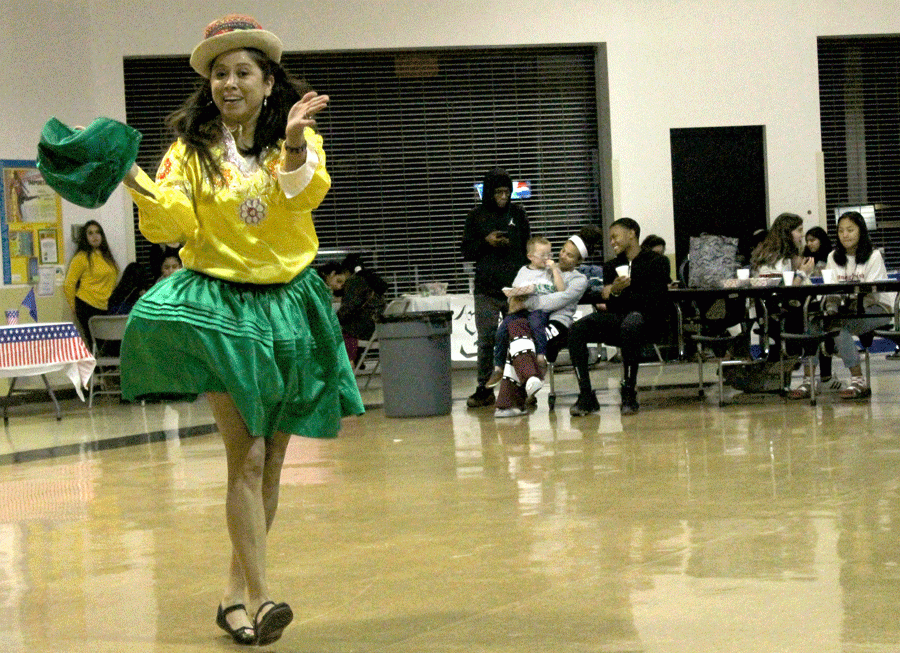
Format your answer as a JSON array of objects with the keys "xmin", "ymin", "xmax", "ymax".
[
  {"xmin": 354, "ymin": 297, "xmax": 409, "ymax": 389},
  {"xmin": 87, "ymin": 315, "xmax": 129, "ymax": 407},
  {"xmin": 687, "ymin": 295, "xmax": 752, "ymax": 406},
  {"xmin": 874, "ymin": 293, "xmax": 900, "ymax": 375}
]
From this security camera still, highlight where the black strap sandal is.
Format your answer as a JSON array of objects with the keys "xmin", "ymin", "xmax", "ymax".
[
  {"xmin": 254, "ymin": 600, "xmax": 294, "ymax": 646},
  {"xmin": 216, "ymin": 603, "xmax": 255, "ymax": 645}
]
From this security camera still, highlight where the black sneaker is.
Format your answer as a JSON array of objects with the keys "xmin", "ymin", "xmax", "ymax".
[
  {"xmin": 569, "ymin": 392, "xmax": 600, "ymax": 416},
  {"xmin": 620, "ymin": 384, "xmax": 639, "ymax": 416},
  {"xmin": 466, "ymin": 386, "xmax": 496, "ymax": 408}
]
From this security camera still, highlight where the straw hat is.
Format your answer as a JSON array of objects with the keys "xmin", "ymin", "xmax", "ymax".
[{"xmin": 190, "ymin": 14, "xmax": 283, "ymax": 78}]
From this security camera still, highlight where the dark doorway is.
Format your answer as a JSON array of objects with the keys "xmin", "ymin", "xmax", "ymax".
[{"xmin": 671, "ymin": 126, "xmax": 768, "ymax": 273}]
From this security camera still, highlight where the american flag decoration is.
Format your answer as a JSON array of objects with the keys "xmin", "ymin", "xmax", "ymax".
[
  {"xmin": 0, "ymin": 323, "xmax": 91, "ymax": 369},
  {"xmin": 5, "ymin": 310, "xmax": 18, "ymax": 326},
  {"xmin": 21, "ymin": 288, "xmax": 38, "ymax": 322}
]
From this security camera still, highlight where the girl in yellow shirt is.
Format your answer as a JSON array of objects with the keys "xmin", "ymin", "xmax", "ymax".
[{"xmin": 63, "ymin": 220, "xmax": 118, "ymax": 349}]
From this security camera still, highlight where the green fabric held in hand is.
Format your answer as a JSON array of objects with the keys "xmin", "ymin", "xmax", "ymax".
[{"xmin": 37, "ymin": 116, "xmax": 142, "ymax": 208}]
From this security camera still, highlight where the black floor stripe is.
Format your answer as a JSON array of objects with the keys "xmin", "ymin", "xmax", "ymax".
[
  {"xmin": 0, "ymin": 423, "xmax": 219, "ymax": 466},
  {"xmin": 1, "ymin": 401, "xmax": 386, "ymax": 466}
]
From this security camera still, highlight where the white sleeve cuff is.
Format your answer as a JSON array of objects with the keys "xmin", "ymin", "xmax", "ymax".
[{"xmin": 277, "ymin": 147, "xmax": 320, "ymax": 199}]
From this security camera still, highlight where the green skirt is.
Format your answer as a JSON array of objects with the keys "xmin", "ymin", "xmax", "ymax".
[{"xmin": 121, "ymin": 267, "xmax": 364, "ymax": 438}]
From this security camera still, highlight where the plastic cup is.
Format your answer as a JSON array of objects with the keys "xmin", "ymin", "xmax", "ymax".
[
  {"xmin": 822, "ymin": 269, "xmax": 836, "ymax": 284},
  {"xmin": 782, "ymin": 271, "xmax": 795, "ymax": 286},
  {"xmin": 736, "ymin": 268, "xmax": 750, "ymax": 280},
  {"xmin": 615, "ymin": 265, "xmax": 629, "ymax": 278},
  {"xmin": 5, "ymin": 309, "xmax": 19, "ymax": 325}
]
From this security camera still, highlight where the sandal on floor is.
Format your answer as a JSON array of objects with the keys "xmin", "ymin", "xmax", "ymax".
[
  {"xmin": 255, "ymin": 600, "xmax": 293, "ymax": 646},
  {"xmin": 787, "ymin": 382, "xmax": 811, "ymax": 400},
  {"xmin": 216, "ymin": 603, "xmax": 255, "ymax": 645},
  {"xmin": 840, "ymin": 378, "xmax": 871, "ymax": 400}
]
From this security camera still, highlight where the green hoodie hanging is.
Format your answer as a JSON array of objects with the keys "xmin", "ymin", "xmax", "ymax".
[{"xmin": 36, "ymin": 116, "xmax": 142, "ymax": 209}]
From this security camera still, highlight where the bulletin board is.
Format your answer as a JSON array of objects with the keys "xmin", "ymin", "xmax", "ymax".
[{"xmin": 0, "ymin": 160, "xmax": 63, "ymax": 285}]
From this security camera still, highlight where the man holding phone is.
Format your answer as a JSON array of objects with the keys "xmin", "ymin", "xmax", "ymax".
[{"xmin": 461, "ymin": 167, "xmax": 530, "ymax": 407}]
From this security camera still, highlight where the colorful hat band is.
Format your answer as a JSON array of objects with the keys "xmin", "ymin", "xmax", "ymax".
[{"xmin": 204, "ymin": 14, "xmax": 263, "ymax": 38}]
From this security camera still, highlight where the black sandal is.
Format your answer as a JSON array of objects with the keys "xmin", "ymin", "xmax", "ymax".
[
  {"xmin": 216, "ymin": 603, "xmax": 255, "ymax": 645},
  {"xmin": 254, "ymin": 600, "xmax": 293, "ymax": 646}
]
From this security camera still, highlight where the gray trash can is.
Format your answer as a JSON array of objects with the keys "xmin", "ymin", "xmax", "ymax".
[{"xmin": 377, "ymin": 310, "xmax": 453, "ymax": 417}]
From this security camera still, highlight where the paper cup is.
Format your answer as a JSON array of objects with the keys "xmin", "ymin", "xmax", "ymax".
[
  {"xmin": 615, "ymin": 265, "xmax": 629, "ymax": 278},
  {"xmin": 782, "ymin": 270, "xmax": 795, "ymax": 286},
  {"xmin": 822, "ymin": 269, "xmax": 836, "ymax": 284},
  {"xmin": 5, "ymin": 309, "xmax": 19, "ymax": 325},
  {"xmin": 736, "ymin": 268, "xmax": 750, "ymax": 280}
]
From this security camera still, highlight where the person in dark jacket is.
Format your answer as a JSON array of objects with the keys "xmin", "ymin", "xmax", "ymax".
[
  {"xmin": 461, "ymin": 167, "xmax": 530, "ymax": 407},
  {"xmin": 569, "ymin": 218, "xmax": 671, "ymax": 416},
  {"xmin": 107, "ymin": 262, "xmax": 155, "ymax": 315},
  {"xmin": 336, "ymin": 253, "xmax": 389, "ymax": 365}
]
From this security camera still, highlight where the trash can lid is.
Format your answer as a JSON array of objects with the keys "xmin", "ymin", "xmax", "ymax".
[{"xmin": 378, "ymin": 310, "xmax": 453, "ymax": 323}]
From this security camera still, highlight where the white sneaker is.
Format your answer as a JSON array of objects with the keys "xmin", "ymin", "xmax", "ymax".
[
  {"xmin": 495, "ymin": 407, "xmax": 526, "ymax": 418},
  {"xmin": 525, "ymin": 376, "xmax": 542, "ymax": 400},
  {"xmin": 819, "ymin": 377, "xmax": 843, "ymax": 392}
]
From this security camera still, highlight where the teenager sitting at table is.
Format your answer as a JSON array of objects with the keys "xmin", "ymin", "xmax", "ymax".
[
  {"xmin": 802, "ymin": 226, "xmax": 833, "ymax": 274},
  {"xmin": 748, "ymin": 213, "xmax": 843, "ymax": 386},
  {"xmin": 750, "ymin": 212, "xmax": 816, "ymax": 281},
  {"xmin": 788, "ymin": 211, "xmax": 895, "ymax": 400},
  {"xmin": 568, "ymin": 218, "xmax": 670, "ymax": 416}
]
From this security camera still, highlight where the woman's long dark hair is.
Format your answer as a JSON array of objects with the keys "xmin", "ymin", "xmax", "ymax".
[
  {"xmin": 802, "ymin": 226, "xmax": 832, "ymax": 264},
  {"xmin": 750, "ymin": 212, "xmax": 803, "ymax": 269},
  {"xmin": 165, "ymin": 48, "xmax": 311, "ymax": 186},
  {"xmin": 74, "ymin": 219, "xmax": 117, "ymax": 270},
  {"xmin": 833, "ymin": 211, "xmax": 874, "ymax": 266}
]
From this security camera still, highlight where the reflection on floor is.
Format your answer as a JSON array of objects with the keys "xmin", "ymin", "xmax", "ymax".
[{"xmin": 2, "ymin": 358, "xmax": 900, "ymax": 652}]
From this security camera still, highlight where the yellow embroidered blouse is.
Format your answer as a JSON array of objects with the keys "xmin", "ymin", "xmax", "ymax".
[{"xmin": 127, "ymin": 126, "xmax": 331, "ymax": 284}]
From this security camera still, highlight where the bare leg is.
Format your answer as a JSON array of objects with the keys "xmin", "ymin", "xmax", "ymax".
[
  {"xmin": 208, "ymin": 391, "xmax": 273, "ymax": 629},
  {"xmin": 262, "ymin": 430, "xmax": 292, "ymax": 530}
]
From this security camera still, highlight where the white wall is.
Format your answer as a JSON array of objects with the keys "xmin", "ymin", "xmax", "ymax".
[{"xmin": 2, "ymin": 0, "xmax": 898, "ymax": 273}]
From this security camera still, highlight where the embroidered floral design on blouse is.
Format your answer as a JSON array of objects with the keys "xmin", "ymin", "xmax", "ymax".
[
  {"xmin": 240, "ymin": 198, "xmax": 267, "ymax": 226},
  {"xmin": 221, "ymin": 125, "xmax": 262, "ymax": 177},
  {"xmin": 157, "ymin": 156, "xmax": 173, "ymax": 181},
  {"xmin": 156, "ymin": 151, "xmax": 193, "ymax": 202}
]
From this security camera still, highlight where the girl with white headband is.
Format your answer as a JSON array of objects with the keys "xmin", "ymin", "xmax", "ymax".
[{"xmin": 493, "ymin": 226, "xmax": 602, "ymax": 416}]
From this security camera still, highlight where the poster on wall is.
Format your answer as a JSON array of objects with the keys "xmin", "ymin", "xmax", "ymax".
[{"xmin": 0, "ymin": 160, "xmax": 63, "ymax": 285}]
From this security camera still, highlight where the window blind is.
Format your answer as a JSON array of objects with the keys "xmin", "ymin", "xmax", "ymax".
[
  {"xmin": 818, "ymin": 36, "xmax": 900, "ymax": 270},
  {"xmin": 124, "ymin": 46, "xmax": 602, "ymax": 293}
]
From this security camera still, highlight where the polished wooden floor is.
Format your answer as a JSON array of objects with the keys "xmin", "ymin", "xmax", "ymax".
[{"xmin": 2, "ymin": 358, "xmax": 900, "ymax": 652}]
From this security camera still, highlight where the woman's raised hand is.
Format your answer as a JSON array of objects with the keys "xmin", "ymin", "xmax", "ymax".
[{"xmin": 285, "ymin": 91, "xmax": 330, "ymax": 148}]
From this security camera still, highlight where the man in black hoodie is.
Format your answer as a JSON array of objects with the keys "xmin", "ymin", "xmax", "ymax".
[{"xmin": 461, "ymin": 168, "xmax": 530, "ymax": 407}]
